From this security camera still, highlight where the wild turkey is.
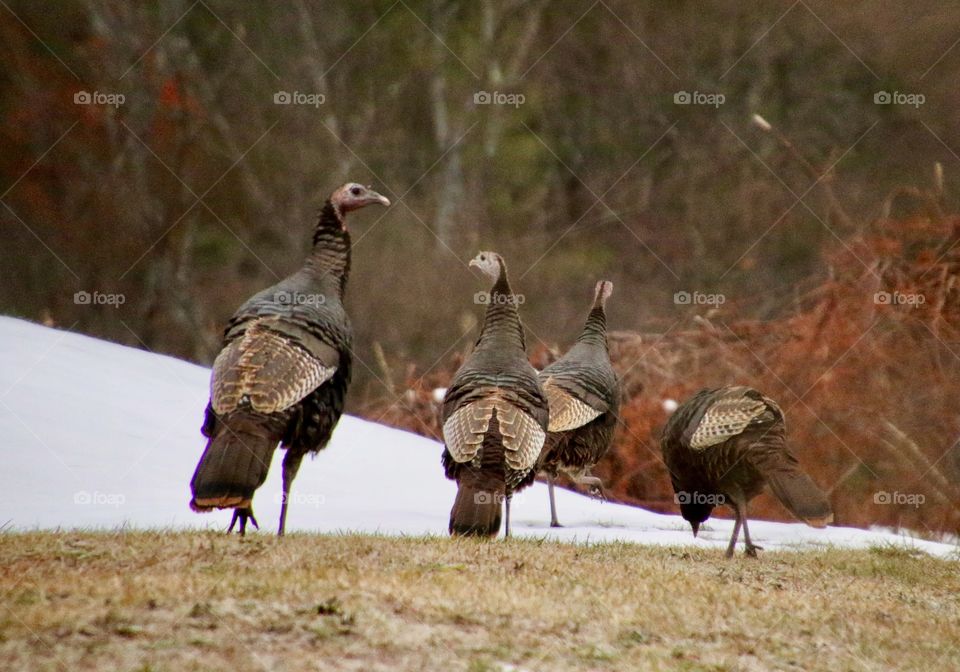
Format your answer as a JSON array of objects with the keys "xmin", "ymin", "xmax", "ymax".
[
  {"xmin": 441, "ymin": 251, "xmax": 549, "ymax": 537},
  {"xmin": 190, "ymin": 183, "xmax": 390, "ymax": 535},
  {"xmin": 536, "ymin": 280, "xmax": 619, "ymax": 527},
  {"xmin": 660, "ymin": 386, "xmax": 833, "ymax": 557}
]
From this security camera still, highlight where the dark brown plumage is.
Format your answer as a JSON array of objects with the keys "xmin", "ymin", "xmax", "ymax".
[
  {"xmin": 536, "ymin": 280, "xmax": 620, "ymax": 527},
  {"xmin": 190, "ymin": 183, "xmax": 389, "ymax": 535},
  {"xmin": 441, "ymin": 252, "xmax": 549, "ymax": 537},
  {"xmin": 660, "ymin": 386, "xmax": 833, "ymax": 557}
]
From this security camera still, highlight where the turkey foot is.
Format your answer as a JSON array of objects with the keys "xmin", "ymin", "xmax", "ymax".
[
  {"xmin": 227, "ymin": 507, "xmax": 259, "ymax": 535},
  {"xmin": 744, "ymin": 543, "xmax": 763, "ymax": 558}
]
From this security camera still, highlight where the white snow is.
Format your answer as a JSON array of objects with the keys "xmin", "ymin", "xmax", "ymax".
[{"xmin": 0, "ymin": 316, "xmax": 955, "ymax": 559}]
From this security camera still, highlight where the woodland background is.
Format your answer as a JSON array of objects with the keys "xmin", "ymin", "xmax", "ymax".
[{"xmin": 2, "ymin": 1, "xmax": 958, "ymax": 535}]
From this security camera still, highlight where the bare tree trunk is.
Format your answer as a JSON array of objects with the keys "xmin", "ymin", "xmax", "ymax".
[{"xmin": 429, "ymin": 1, "xmax": 465, "ymax": 250}]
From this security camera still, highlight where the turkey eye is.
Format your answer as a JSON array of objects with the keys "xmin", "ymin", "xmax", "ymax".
[{"xmin": 350, "ymin": 187, "xmax": 361, "ymax": 196}]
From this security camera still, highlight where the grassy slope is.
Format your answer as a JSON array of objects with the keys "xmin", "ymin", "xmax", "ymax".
[{"xmin": 0, "ymin": 532, "xmax": 957, "ymax": 672}]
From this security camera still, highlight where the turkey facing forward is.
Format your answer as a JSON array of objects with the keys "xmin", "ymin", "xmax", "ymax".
[
  {"xmin": 661, "ymin": 386, "xmax": 834, "ymax": 557},
  {"xmin": 441, "ymin": 251, "xmax": 549, "ymax": 537},
  {"xmin": 189, "ymin": 183, "xmax": 390, "ymax": 535}
]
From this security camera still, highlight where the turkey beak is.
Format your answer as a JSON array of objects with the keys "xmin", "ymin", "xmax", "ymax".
[
  {"xmin": 367, "ymin": 189, "xmax": 390, "ymax": 207},
  {"xmin": 691, "ymin": 522, "xmax": 700, "ymax": 538},
  {"xmin": 469, "ymin": 259, "xmax": 480, "ymax": 270}
]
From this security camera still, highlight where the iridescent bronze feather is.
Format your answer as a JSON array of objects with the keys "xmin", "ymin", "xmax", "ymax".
[
  {"xmin": 211, "ymin": 318, "xmax": 338, "ymax": 415},
  {"xmin": 543, "ymin": 380, "xmax": 603, "ymax": 432}
]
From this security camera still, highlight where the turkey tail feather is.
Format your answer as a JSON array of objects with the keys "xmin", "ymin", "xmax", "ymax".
[
  {"xmin": 448, "ymin": 472, "xmax": 503, "ymax": 537},
  {"xmin": 766, "ymin": 468, "xmax": 833, "ymax": 527},
  {"xmin": 190, "ymin": 416, "xmax": 278, "ymax": 512}
]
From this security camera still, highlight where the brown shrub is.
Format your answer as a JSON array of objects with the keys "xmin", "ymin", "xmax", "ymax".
[{"xmin": 362, "ymin": 214, "xmax": 960, "ymax": 537}]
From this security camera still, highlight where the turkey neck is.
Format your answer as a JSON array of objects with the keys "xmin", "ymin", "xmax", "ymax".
[
  {"xmin": 302, "ymin": 200, "xmax": 351, "ymax": 299},
  {"xmin": 476, "ymin": 267, "xmax": 525, "ymax": 352},
  {"xmin": 576, "ymin": 302, "xmax": 607, "ymax": 349}
]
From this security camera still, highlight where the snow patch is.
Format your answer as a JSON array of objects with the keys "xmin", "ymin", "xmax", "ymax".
[{"xmin": 0, "ymin": 317, "xmax": 955, "ymax": 559}]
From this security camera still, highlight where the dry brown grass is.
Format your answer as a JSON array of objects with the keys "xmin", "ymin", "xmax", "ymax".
[{"xmin": 1, "ymin": 531, "xmax": 958, "ymax": 671}]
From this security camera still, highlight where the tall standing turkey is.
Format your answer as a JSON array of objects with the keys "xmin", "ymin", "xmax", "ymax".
[
  {"xmin": 190, "ymin": 182, "xmax": 390, "ymax": 535},
  {"xmin": 441, "ymin": 251, "xmax": 549, "ymax": 537},
  {"xmin": 660, "ymin": 386, "xmax": 833, "ymax": 557},
  {"xmin": 536, "ymin": 280, "xmax": 619, "ymax": 527}
]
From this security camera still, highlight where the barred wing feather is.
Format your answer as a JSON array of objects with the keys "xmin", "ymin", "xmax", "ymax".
[
  {"xmin": 443, "ymin": 392, "xmax": 546, "ymax": 471},
  {"xmin": 211, "ymin": 319, "xmax": 337, "ymax": 415},
  {"xmin": 543, "ymin": 380, "xmax": 603, "ymax": 432}
]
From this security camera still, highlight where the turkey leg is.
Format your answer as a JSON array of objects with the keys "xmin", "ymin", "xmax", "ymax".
[
  {"xmin": 724, "ymin": 510, "xmax": 742, "ymax": 559},
  {"xmin": 741, "ymin": 513, "xmax": 762, "ymax": 558},
  {"xmin": 278, "ymin": 449, "xmax": 305, "ymax": 536},
  {"xmin": 547, "ymin": 475, "xmax": 562, "ymax": 528},
  {"xmin": 504, "ymin": 493, "xmax": 512, "ymax": 538}
]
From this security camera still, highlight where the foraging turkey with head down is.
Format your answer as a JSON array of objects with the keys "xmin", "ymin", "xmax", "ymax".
[
  {"xmin": 536, "ymin": 280, "xmax": 619, "ymax": 527},
  {"xmin": 190, "ymin": 182, "xmax": 390, "ymax": 535},
  {"xmin": 441, "ymin": 252, "xmax": 549, "ymax": 537},
  {"xmin": 660, "ymin": 386, "xmax": 833, "ymax": 557}
]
